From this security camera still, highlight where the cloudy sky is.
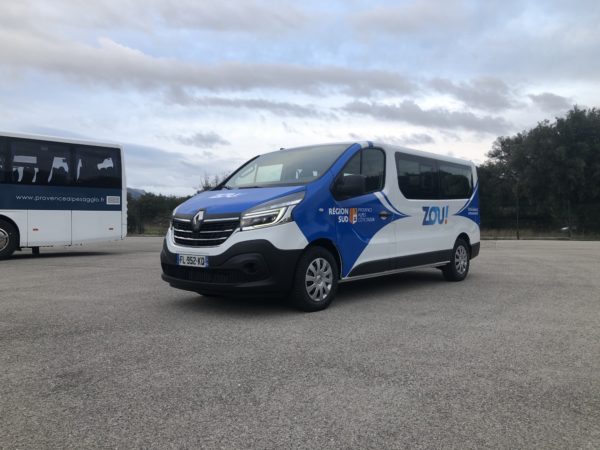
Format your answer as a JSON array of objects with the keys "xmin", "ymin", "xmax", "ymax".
[{"xmin": 1, "ymin": 0, "xmax": 598, "ymax": 195}]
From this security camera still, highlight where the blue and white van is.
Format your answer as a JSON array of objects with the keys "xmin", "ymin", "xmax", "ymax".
[{"xmin": 161, "ymin": 142, "xmax": 480, "ymax": 311}]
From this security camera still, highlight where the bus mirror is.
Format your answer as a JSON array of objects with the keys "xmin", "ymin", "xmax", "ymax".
[{"xmin": 335, "ymin": 174, "xmax": 366, "ymax": 198}]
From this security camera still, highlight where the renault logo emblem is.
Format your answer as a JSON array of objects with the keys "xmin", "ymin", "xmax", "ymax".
[{"xmin": 192, "ymin": 210, "xmax": 205, "ymax": 232}]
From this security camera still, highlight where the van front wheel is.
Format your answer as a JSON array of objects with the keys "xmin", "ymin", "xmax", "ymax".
[
  {"xmin": 0, "ymin": 219, "xmax": 18, "ymax": 260},
  {"xmin": 291, "ymin": 247, "xmax": 338, "ymax": 312},
  {"xmin": 442, "ymin": 238, "xmax": 470, "ymax": 281}
]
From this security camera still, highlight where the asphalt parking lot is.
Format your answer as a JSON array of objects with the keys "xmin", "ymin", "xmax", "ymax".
[{"xmin": 1, "ymin": 238, "xmax": 599, "ymax": 449}]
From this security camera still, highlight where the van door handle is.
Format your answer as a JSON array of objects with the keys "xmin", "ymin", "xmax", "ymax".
[{"xmin": 379, "ymin": 210, "xmax": 391, "ymax": 220}]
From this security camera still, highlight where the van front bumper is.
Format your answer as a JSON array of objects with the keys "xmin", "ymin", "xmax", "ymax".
[{"xmin": 160, "ymin": 239, "xmax": 303, "ymax": 296}]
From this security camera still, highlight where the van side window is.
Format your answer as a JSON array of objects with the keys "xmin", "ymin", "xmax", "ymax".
[
  {"xmin": 439, "ymin": 163, "xmax": 472, "ymax": 199},
  {"xmin": 9, "ymin": 139, "xmax": 71, "ymax": 186},
  {"xmin": 362, "ymin": 148, "xmax": 385, "ymax": 192},
  {"xmin": 340, "ymin": 151, "xmax": 361, "ymax": 177},
  {"xmin": 335, "ymin": 148, "xmax": 385, "ymax": 198},
  {"xmin": 75, "ymin": 146, "xmax": 122, "ymax": 188},
  {"xmin": 395, "ymin": 153, "xmax": 437, "ymax": 199}
]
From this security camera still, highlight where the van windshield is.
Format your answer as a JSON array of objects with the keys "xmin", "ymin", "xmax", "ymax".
[{"xmin": 222, "ymin": 144, "xmax": 351, "ymax": 189}]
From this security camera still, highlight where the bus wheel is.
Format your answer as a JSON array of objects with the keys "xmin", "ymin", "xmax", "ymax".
[
  {"xmin": 0, "ymin": 219, "xmax": 18, "ymax": 260},
  {"xmin": 32, "ymin": 247, "xmax": 40, "ymax": 256},
  {"xmin": 291, "ymin": 247, "xmax": 338, "ymax": 312},
  {"xmin": 442, "ymin": 238, "xmax": 470, "ymax": 282}
]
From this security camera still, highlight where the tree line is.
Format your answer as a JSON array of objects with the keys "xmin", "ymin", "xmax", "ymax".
[
  {"xmin": 479, "ymin": 106, "xmax": 600, "ymax": 237},
  {"xmin": 128, "ymin": 107, "xmax": 600, "ymax": 237}
]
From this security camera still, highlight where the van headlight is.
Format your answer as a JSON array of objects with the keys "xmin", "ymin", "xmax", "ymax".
[{"xmin": 240, "ymin": 191, "xmax": 305, "ymax": 231}]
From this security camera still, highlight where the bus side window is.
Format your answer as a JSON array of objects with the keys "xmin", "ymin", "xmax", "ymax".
[
  {"xmin": 0, "ymin": 145, "xmax": 5, "ymax": 183},
  {"xmin": 75, "ymin": 146, "xmax": 121, "ymax": 188},
  {"xmin": 9, "ymin": 140, "xmax": 70, "ymax": 185},
  {"xmin": 48, "ymin": 156, "xmax": 71, "ymax": 185}
]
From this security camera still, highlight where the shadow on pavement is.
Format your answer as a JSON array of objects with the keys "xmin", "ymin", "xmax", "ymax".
[
  {"xmin": 168, "ymin": 269, "xmax": 446, "ymax": 314},
  {"xmin": 171, "ymin": 293, "xmax": 294, "ymax": 316},
  {"xmin": 8, "ymin": 251, "xmax": 111, "ymax": 260},
  {"xmin": 337, "ymin": 269, "xmax": 445, "ymax": 302}
]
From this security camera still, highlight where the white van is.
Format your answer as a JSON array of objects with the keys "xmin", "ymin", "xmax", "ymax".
[{"xmin": 161, "ymin": 142, "xmax": 480, "ymax": 311}]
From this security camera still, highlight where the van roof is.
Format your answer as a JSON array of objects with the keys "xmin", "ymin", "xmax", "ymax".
[{"xmin": 281, "ymin": 141, "xmax": 475, "ymax": 167}]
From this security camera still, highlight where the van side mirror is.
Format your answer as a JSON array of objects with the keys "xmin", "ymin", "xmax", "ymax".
[{"xmin": 334, "ymin": 174, "xmax": 367, "ymax": 198}]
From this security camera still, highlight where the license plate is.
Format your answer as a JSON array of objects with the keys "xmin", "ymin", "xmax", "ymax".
[{"xmin": 177, "ymin": 254, "xmax": 208, "ymax": 268}]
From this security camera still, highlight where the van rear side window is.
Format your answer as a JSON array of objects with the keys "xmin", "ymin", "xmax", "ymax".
[
  {"xmin": 439, "ymin": 163, "xmax": 473, "ymax": 199},
  {"xmin": 395, "ymin": 153, "xmax": 437, "ymax": 199},
  {"xmin": 395, "ymin": 152, "xmax": 472, "ymax": 200}
]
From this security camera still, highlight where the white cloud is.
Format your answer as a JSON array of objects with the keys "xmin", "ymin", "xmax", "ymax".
[
  {"xmin": 342, "ymin": 100, "xmax": 511, "ymax": 134},
  {"xmin": 529, "ymin": 92, "xmax": 572, "ymax": 113},
  {"xmin": 0, "ymin": 0, "xmax": 598, "ymax": 193},
  {"xmin": 171, "ymin": 132, "xmax": 231, "ymax": 148}
]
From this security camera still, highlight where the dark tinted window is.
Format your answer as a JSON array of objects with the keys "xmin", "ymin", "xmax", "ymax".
[
  {"xmin": 335, "ymin": 148, "xmax": 385, "ymax": 197},
  {"xmin": 395, "ymin": 153, "xmax": 437, "ymax": 199},
  {"xmin": 0, "ymin": 141, "xmax": 6, "ymax": 183},
  {"xmin": 9, "ymin": 139, "xmax": 71, "ymax": 186},
  {"xmin": 439, "ymin": 163, "xmax": 472, "ymax": 199},
  {"xmin": 362, "ymin": 148, "xmax": 385, "ymax": 192},
  {"xmin": 339, "ymin": 151, "xmax": 361, "ymax": 177},
  {"xmin": 75, "ymin": 146, "xmax": 122, "ymax": 188}
]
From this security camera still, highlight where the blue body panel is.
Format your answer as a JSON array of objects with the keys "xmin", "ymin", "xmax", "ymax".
[
  {"xmin": 291, "ymin": 144, "xmax": 409, "ymax": 276},
  {"xmin": 454, "ymin": 183, "xmax": 480, "ymax": 225},
  {"xmin": 179, "ymin": 143, "xmax": 409, "ymax": 277},
  {"xmin": 176, "ymin": 186, "xmax": 305, "ymax": 215},
  {"xmin": 0, "ymin": 184, "xmax": 122, "ymax": 211}
]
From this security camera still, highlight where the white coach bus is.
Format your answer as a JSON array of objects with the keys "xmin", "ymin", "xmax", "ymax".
[{"xmin": 0, "ymin": 132, "xmax": 127, "ymax": 259}]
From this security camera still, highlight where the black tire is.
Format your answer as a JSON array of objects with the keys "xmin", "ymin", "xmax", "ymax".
[
  {"xmin": 0, "ymin": 219, "xmax": 18, "ymax": 260},
  {"xmin": 442, "ymin": 238, "xmax": 470, "ymax": 282},
  {"xmin": 291, "ymin": 247, "xmax": 338, "ymax": 312}
]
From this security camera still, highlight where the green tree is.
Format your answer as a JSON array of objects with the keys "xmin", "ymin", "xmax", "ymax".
[{"xmin": 482, "ymin": 106, "xmax": 600, "ymax": 235}]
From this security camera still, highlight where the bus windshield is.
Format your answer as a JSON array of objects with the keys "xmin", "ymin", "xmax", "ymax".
[{"xmin": 223, "ymin": 144, "xmax": 350, "ymax": 189}]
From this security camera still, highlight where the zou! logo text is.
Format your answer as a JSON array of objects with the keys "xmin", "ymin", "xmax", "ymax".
[{"xmin": 422, "ymin": 205, "xmax": 449, "ymax": 225}]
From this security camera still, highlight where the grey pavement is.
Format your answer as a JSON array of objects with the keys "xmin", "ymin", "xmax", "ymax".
[{"xmin": 1, "ymin": 238, "xmax": 599, "ymax": 449}]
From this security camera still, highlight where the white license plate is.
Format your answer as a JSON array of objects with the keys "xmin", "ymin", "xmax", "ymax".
[{"xmin": 177, "ymin": 254, "xmax": 208, "ymax": 268}]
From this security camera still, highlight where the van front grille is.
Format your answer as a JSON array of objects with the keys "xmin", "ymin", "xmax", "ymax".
[
  {"xmin": 162, "ymin": 263, "xmax": 255, "ymax": 284},
  {"xmin": 172, "ymin": 217, "xmax": 239, "ymax": 247}
]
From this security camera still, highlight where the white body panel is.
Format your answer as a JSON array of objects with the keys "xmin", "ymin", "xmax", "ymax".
[
  {"xmin": 27, "ymin": 210, "xmax": 71, "ymax": 246},
  {"xmin": 165, "ymin": 221, "xmax": 309, "ymax": 256},
  {"xmin": 72, "ymin": 211, "xmax": 123, "ymax": 244},
  {"xmin": 351, "ymin": 220, "xmax": 397, "ymax": 268}
]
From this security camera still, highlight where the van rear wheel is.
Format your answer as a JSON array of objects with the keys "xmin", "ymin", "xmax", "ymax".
[
  {"xmin": 442, "ymin": 238, "xmax": 470, "ymax": 281},
  {"xmin": 291, "ymin": 247, "xmax": 338, "ymax": 312},
  {"xmin": 0, "ymin": 219, "xmax": 18, "ymax": 260}
]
